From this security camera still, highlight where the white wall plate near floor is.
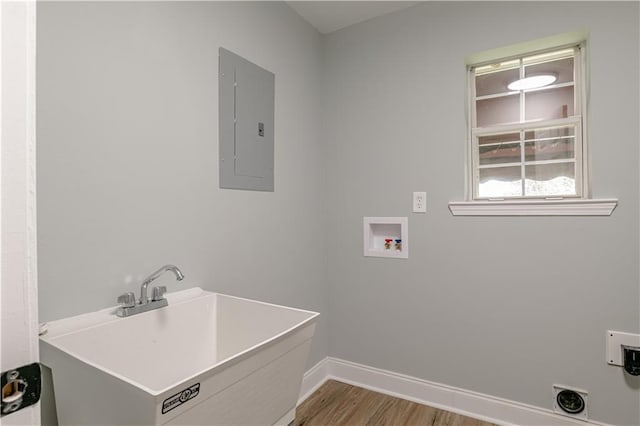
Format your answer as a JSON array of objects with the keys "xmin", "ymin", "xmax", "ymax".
[{"xmin": 606, "ymin": 330, "xmax": 640, "ymax": 367}]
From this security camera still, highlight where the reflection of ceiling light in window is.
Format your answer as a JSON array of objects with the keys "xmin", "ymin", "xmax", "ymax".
[{"xmin": 508, "ymin": 74, "xmax": 557, "ymax": 91}]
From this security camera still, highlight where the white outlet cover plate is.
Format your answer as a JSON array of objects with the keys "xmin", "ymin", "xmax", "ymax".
[
  {"xmin": 412, "ymin": 192, "xmax": 426, "ymax": 213},
  {"xmin": 606, "ymin": 330, "xmax": 640, "ymax": 366}
]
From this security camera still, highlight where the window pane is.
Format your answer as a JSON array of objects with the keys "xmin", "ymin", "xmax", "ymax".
[
  {"xmin": 525, "ymin": 86, "xmax": 574, "ymax": 121},
  {"xmin": 524, "ymin": 126, "xmax": 575, "ymax": 141},
  {"xmin": 479, "ymin": 142, "xmax": 521, "ymax": 165},
  {"xmin": 524, "ymin": 138, "xmax": 575, "ymax": 162},
  {"xmin": 524, "ymin": 162, "xmax": 576, "ymax": 196},
  {"xmin": 476, "ymin": 94, "xmax": 519, "ymax": 127},
  {"xmin": 479, "ymin": 166, "xmax": 522, "ymax": 198},
  {"xmin": 479, "ymin": 133, "xmax": 521, "ymax": 165},
  {"xmin": 475, "ymin": 68, "xmax": 520, "ymax": 97},
  {"xmin": 479, "ymin": 133, "xmax": 520, "ymax": 145},
  {"xmin": 525, "ymin": 57, "xmax": 574, "ymax": 85}
]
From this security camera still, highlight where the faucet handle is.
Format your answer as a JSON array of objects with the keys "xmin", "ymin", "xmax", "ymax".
[
  {"xmin": 117, "ymin": 292, "xmax": 136, "ymax": 308},
  {"xmin": 151, "ymin": 286, "xmax": 167, "ymax": 302}
]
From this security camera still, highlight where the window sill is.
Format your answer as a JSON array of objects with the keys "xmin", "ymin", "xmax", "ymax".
[{"xmin": 448, "ymin": 198, "xmax": 618, "ymax": 216}]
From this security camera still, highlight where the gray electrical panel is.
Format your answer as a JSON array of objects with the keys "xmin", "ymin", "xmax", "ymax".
[{"xmin": 219, "ymin": 48, "xmax": 275, "ymax": 191}]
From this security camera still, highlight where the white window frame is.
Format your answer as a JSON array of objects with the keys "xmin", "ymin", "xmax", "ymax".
[
  {"xmin": 449, "ymin": 39, "xmax": 617, "ymax": 216},
  {"xmin": 471, "ymin": 44, "xmax": 586, "ymax": 200}
]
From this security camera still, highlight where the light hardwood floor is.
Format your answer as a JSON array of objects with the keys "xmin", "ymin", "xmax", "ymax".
[{"xmin": 295, "ymin": 380, "xmax": 497, "ymax": 426}]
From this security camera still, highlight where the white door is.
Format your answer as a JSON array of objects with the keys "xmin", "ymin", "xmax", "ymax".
[{"xmin": 1, "ymin": 0, "xmax": 40, "ymax": 424}]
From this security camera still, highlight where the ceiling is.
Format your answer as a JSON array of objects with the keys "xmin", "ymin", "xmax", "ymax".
[{"xmin": 286, "ymin": 1, "xmax": 422, "ymax": 34}]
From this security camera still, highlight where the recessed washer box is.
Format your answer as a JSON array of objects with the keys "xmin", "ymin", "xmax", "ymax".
[
  {"xmin": 363, "ymin": 217, "xmax": 408, "ymax": 259},
  {"xmin": 219, "ymin": 48, "xmax": 275, "ymax": 191}
]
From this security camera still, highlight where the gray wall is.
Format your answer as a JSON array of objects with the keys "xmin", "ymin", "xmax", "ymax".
[
  {"xmin": 37, "ymin": 0, "xmax": 328, "ymax": 366},
  {"xmin": 323, "ymin": 2, "xmax": 639, "ymax": 425}
]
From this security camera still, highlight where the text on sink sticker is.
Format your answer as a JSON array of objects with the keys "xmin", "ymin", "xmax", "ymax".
[{"xmin": 162, "ymin": 383, "xmax": 200, "ymax": 414}]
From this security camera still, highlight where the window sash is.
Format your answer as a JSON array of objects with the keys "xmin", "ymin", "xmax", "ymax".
[{"xmin": 471, "ymin": 117, "xmax": 583, "ymax": 200}]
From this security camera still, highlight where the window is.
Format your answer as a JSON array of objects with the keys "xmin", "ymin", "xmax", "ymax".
[{"xmin": 469, "ymin": 46, "xmax": 585, "ymax": 200}]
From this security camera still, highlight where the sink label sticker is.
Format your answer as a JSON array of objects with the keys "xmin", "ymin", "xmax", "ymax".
[{"xmin": 162, "ymin": 383, "xmax": 200, "ymax": 414}]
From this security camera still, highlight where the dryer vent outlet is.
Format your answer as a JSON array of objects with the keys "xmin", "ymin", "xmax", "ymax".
[{"xmin": 553, "ymin": 385, "xmax": 588, "ymax": 420}]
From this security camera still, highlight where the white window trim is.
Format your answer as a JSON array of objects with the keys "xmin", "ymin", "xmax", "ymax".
[
  {"xmin": 449, "ymin": 198, "xmax": 618, "ymax": 216},
  {"xmin": 450, "ymin": 35, "xmax": 618, "ymax": 216}
]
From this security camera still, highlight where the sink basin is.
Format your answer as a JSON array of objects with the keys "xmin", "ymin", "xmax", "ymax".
[{"xmin": 40, "ymin": 287, "xmax": 319, "ymax": 425}]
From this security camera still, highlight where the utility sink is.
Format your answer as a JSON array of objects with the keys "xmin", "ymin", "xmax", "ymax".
[{"xmin": 40, "ymin": 287, "xmax": 319, "ymax": 425}]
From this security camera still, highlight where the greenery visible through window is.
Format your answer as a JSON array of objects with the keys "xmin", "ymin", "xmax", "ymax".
[{"xmin": 469, "ymin": 45, "xmax": 585, "ymax": 200}]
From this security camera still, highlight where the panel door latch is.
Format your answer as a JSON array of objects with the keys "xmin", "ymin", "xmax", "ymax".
[{"xmin": 1, "ymin": 363, "xmax": 41, "ymax": 416}]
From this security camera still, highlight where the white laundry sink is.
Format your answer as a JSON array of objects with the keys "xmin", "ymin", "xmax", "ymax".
[{"xmin": 40, "ymin": 287, "xmax": 319, "ymax": 425}]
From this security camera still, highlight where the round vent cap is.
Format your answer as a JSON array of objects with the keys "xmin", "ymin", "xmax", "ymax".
[{"xmin": 556, "ymin": 389, "xmax": 585, "ymax": 414}]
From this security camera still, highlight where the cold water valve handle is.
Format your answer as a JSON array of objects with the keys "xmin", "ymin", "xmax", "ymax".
[{"xmin": 152, "ymin": 286, "xmax": 167, "ymax": 302}]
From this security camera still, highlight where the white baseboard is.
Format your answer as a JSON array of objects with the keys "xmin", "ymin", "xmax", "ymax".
[
  {"xmin": 299, "ymin": 357, "xmax": 609, "ymax": 426},
  {"xmin": 298, "ymin": 357, "xmax": 330, "ymax": 405}
]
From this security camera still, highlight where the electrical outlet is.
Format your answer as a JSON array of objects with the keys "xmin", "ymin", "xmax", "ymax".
[{"xmin": 413, "ymin": 192, "xmax": 426, "ymax": 213}]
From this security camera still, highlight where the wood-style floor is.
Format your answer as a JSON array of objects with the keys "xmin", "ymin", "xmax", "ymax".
[{"xmin": 295, "ymin": 380, "xmax": 497, "ymax": 426}]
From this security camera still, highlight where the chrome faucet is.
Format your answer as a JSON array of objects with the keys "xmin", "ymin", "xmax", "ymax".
[
  {"xmin": 116, "ymin": 265, "xmax": 184, "ymax": 317},
  {"xmin": 139, "ymin": 265, "xmax": 184, "ymax": 305}
]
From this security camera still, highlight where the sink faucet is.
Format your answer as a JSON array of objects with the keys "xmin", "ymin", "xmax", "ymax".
[
  {"xmin": 139, "ymin": 264, "xmax": 184, "ymax": 305},
  {"xmin": 116, "ymin": 265, "xmax": 184, "ymax": 317}
]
